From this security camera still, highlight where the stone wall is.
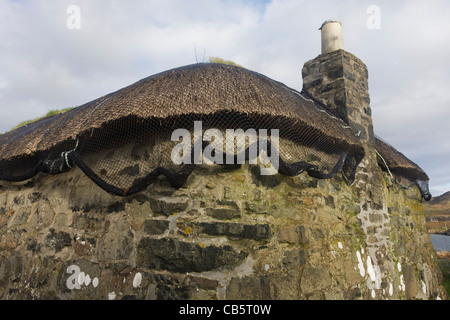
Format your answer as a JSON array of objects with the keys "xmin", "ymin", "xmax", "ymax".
[{"xmin": 0, "ymin": 157, "xmax": 446, "ymax": 299}]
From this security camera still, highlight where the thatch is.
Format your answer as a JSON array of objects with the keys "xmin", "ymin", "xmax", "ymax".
[
  {"xmin": 0, "ymin": 63, "xmax": 364, "ymax": 162},
  {"xmin": 375, "ymin": 137, "xmax": 429, "ymax": 182}
]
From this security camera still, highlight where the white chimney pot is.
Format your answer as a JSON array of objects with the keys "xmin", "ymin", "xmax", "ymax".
[{"xmin": 320, "ymin": 20, "xmax": 344, "ymax": 54}]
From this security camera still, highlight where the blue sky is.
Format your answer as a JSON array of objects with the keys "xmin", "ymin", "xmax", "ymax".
[{"xmin": 1, "ymin": 0, "xmax": 449, "ymax": 196}]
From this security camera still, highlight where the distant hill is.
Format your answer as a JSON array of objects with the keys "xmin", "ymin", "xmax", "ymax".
[{"xmin": 424, "ymin": 191, "xmax": 450, "ymax": 235}]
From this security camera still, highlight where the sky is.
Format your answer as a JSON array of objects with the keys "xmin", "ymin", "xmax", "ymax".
[{"xmin": 0, "ymin": 0, "xmax": 449, "ymax": 197}]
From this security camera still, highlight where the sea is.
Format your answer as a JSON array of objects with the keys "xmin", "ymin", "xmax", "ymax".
[{"xmin": 430, "ymin": 234, "xmax": 450, "ymax": 252}]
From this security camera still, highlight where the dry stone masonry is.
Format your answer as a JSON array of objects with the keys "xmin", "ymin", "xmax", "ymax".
[{"xmin": 0, "ymin": 157, "xmax": 445, "ymax": 300}]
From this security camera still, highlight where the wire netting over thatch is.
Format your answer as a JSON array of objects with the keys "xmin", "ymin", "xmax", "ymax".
[
  {"xmin": 2, "ymin": 63, "xmax": 369, "ymax": 196},
  {"xmin": 374, "ymin": 136, "xmax": 431, "ymax": 200}
]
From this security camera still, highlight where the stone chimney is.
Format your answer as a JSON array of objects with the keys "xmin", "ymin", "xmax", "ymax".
[
  {"xmin": 302, "ymin": 20, "xmax": 384, "ymax": 213},
  {"xmin": 302, "ymin": 20, "xmax": 374, "ymax": 144}
]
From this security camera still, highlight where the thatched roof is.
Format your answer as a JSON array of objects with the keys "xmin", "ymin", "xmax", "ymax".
[
  {"xmin": 0, "ymin": 62, "xmax": 432, "ymax": 201},
  {"xmin": 375, "ymin": 137, "xmax": 429, "ymax": 182},
  {"xmin": 0, "ymin": 63, "xmax": 363, "ymax": 162}
]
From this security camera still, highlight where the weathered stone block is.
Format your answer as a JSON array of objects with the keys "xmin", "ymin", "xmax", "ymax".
[
  {"xmin": 343, "ymin": 286, "xmax": 362, "ymax": 300},
  {"xmin": 45, "ymin": 228, "xmax": 72, "ymax": 252},
  {"xmin": 244, "ymin": 201, "xmax": 271, "ymax": 215},
  {"xmin": 300, "ymin": 267, "xmax": 331, "ymax": 295},
  {"xmin": 149, "ymin": 196, "xmax": 189, "ymax": 216},
  {"xmin": 198, "ymin": 222, "xmax": 271, "ymax": 240},
  {"xmin": 137, "ymin": 238, "xmax": 248, "ymax": 272},
  {"xmin": 106, "ymin": 201, "xmax": 126, "ymax": 213},
  {"xmin": 226, "ymin": 276, "xmax": 271, "ymax": 299},
  {"xmin": 0, "ymin": 253, "xmax": 23, "ymax": 284},
  {"xmin": 72, "ymin": 212, "xmax": 103, "ymax": 231},
  {"xmin": 155, "ymin": 283, "xmax": 191, "ymax": 300},
  {"xmin": 278, "ymin": 225, "xmax": 309, "ymax": 244},
  {"xmin": 283, "ymin": 248, "xmax": 307, "ymax": 267},
  {"xmin": 13, "ymin": 195, "xmax": 25, "ymax": 205},
  {"xmin": 28, "ymin": 192, "xmax": 42, "ymax": 203},
  {"xmin": 143, "ymin": 219, "xmax": 169, "ymax": 235},
  {"xmin": 205, "ymin": 206, "xmax": 241, "ymax": 220},
  {"xmin": 185, "ymin": 275, "xmax": 220, "ymax": 291},
  {"xmin": 98, "ymin": 220, "xmax": 134, "ymax": 261},
  {"xmin": 402, "ymin": 264, "xmax": 418, "ymax": 299},
  {"xmin": 10, "ymin": 208, "xmax": 30, "ymax": 226}
]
